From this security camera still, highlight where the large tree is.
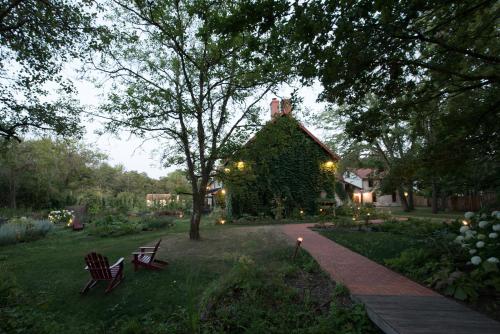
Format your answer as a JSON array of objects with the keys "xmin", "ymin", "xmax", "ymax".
[
  {"xmin": 288, "ymin": 0, "xmax": 500, "ymax": 209},
  {"xmin": 0, "ymin": 0, "xmax": 96, "ymax": 141},
  {"xmin": 92, "ymin": 0, "xmax": 289, "ymax": 239}
]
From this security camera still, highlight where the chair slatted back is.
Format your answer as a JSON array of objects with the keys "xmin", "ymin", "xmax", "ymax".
[
  {"xmin": 148, "ymin": 239, "xmax": 162, "ymax": 263},
  {"xmin": 85, "ymin": 252, "xmax": 112, "ymax": 280}
]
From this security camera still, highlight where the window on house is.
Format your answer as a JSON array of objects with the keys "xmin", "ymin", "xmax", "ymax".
[
  {"xmin": 368, "ymin": 179, "xmax": 373, "ymax": 187},
  {"xmin": 392, "ymin": 192, "xmax": 397, "ymax": 202}
]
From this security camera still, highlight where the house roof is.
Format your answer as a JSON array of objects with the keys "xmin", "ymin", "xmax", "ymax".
[{"xmin": 353, "ymin": 168, "xmax": 374, "ymax": 179}]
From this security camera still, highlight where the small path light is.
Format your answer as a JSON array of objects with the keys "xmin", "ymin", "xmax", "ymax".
[
  {"xmin": 220, "ymin": 219, "xmax": 225, "ymax": 225},
  {"xmin": 236, "ymin": 161, "xmax": 245, "ymax": 170},
  {"xmin": 221, "ymin": 189, "xmax": 226, "ymax": 195},
  {"xmin": 462, "ymin": 220, "xmax": 468, "ymax": 226},
  {"xmin": 224, "ymin": 167, "xmax": 231, "ymax": 173},
  {"xmin": 293, "ymin": 237, "xmax": 303, "ymax": 260}
]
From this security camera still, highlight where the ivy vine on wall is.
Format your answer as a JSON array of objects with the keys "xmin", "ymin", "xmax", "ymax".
[{"xmin": 221, "ymin": 116, "xmax": 338, "ymax": 218}]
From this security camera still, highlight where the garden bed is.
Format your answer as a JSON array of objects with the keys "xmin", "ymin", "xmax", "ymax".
[{"xmin": 318, "ymin": 213, "xmax": 500, "ymax": 321}]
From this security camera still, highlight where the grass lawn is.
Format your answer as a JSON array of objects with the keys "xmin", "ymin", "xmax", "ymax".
[
  {"xmin": 380, "ymin": 207, "xmax": 463, "ymax": 221},
  {"xmin": 1, "ymin": 219, "xmax": 378, "ymax": 333},
  {"xmin": 318, "ymin": 229, "xmax": 419, "ymax": 264}
]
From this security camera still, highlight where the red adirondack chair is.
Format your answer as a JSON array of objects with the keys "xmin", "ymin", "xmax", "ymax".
[
  {"xmin": 81, "ymin": 253, "xmax": 124, "ymax": 294},
  {"xmin": 131, "ymin": 239, "xmax": 168, "ymax": 271},
  {"xmin": 72, "ymin": 216, "xmax": 84, "ymax": 231}
]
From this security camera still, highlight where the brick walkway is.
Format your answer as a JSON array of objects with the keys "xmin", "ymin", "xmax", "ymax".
[{"xmin": 280, "ymin": 224, "xmax": 500, "ymax": 334}]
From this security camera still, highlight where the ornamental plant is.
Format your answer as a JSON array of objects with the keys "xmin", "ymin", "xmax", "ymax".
[
  {"xmin": 455, "ymin": 211, "xmax": 500, "ymax": 267},
  {"xmin": 48, "ymin": 210, "xmax": 74, "ymax": 226}
]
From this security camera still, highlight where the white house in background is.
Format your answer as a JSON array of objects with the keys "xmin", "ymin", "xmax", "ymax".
[{"xmin": 342, "ymin": 168, "xmax": 401, "ymax": 207}]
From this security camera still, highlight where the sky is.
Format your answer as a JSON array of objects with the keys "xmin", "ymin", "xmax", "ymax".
[{"xmin": 74, "ymin": 75, "xmax": 329, "ymax": 179}]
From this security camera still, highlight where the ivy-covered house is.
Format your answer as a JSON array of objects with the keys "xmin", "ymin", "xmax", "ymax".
[{"xmin": 218, "ymin": 98, "xmax": 342, "ymax": 219}]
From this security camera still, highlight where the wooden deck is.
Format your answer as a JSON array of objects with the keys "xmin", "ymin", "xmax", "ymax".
[
  {"xmin": 357, "ymin": 295, "xmax": 500, "ymax": 334},
  {"xmin": 280, "ymin": 224, "xmax": 500, "ymax": 334}
]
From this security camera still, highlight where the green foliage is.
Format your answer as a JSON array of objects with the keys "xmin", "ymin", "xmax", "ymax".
[
  {"xmin": 199, "ymin": 252, "xmax": 377, "ymax": 333},
  {"xmin": 141, "ymin": 216, "xmax": 175, "ymax": 231},
  {"xmin": 87, "ymin": 215, "xmax": 174, "ymax": 237},
  {"xmin": 321, "ymin": 211, "xmax": 500, "ymax": 317},
  {"xmin": 0, "ymin": 218, "xmax": 53, "ymax": 246},
  {"xmin": 0, "ymin": 138, "xmax": 191, "ymax": 215},
  {"xmin": 0, "ymin": 0, "xmax": 97, "ymax": 140},
  {"xmin": 224, "ymin": 116, "xmax": 338, "ymax": 218}
]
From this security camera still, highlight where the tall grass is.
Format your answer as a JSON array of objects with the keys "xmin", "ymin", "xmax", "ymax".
[{"xmin": 0, "ymin": 219, "xmax": 53, "ymax": 246}]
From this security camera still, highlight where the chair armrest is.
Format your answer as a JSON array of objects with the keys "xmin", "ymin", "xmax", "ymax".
[
  {"xmin": 132, "ymin": 251, "xmax": 155, "ymax": 255},
  {"xmin": 110, "ymin": 257, "xmax": 125, "ymax": 268},
  {"xmin": 140, "ymin": 246, "xmax": 159, "ymax": 250}
]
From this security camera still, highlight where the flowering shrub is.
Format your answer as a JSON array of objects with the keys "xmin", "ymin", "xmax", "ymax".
[
  {"xmin": 48, "ymin": 210, "xmax": 73, "ymax": 226},
  {"xmin": 455, "ymin": 211, "xmax": 500, "ymax": 267}
]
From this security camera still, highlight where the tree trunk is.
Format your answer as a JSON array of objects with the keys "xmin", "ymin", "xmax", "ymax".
[
  {"xmin": 431, "ymin": 181, "xmax": 439, "ymax": 214},
  {"xmin": 398, "ymin": 186, "xmax": 409, "ymax": 212},
  {"xmin": 189, "ymin": 195, "xmax": 203, "ymax": 240},
  {"xmin": 407, "ymin": 183, "xmax": 415, "ymax": 211}
]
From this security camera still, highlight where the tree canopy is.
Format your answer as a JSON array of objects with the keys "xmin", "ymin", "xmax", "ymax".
[{"xmin": 0, "ymin": 0, "xmax": 97, "ymax": 141}]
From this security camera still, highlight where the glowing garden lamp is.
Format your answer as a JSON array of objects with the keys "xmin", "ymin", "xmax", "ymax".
[
  {"xmin": 236, "ymin": 161, "xmax": 245, "ymax": 170},
  {"xmin": 293, "ymin": 237, "xmax": 304, "ymax": 260},
  {"xmin": 325, "ymin": 161, "xmax": 334, "ymax": 168},
  {"xmin": 221, "ymin": 189, "xmax": 226, "ymax": 195},
  {"xmin": 462, "ymin": 220, "xmax": 468, "ymax": 226},
  {"xmin": 300, "ymin": 209, "xmax": 304, "ymax": 215},
  {"xmin": 224, "ymin": 167, "xmax": 231, "ymax": 173},
  {"xmin": 404, "ymin": 191, "xmax": 409, "ymax": 197},
  {"xmin": 220, "ymin": 219, "xmax": 225, "ymax": 225}
]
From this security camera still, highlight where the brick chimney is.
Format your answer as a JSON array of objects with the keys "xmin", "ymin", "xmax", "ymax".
[
  {"xmin": 281, "ymin": 98, "xmax": 292, "ymax": 115},
  {"xmin": 270, "ymin": 98, "xmax": 280, "ymax": 118}
]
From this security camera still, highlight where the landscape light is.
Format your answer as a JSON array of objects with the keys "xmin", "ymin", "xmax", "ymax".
[
  {"xmin": 236, "ymin": 161, "xmax": 245, "ymax": 170},
  {"xmin": 220, "ymin": 219, "xmax": 225, "ymax": 225},
  {"xmin": 352, "ymin": 217, "xmax": 356, "ymax": 221},
  {"xmin": 325, "ymin": 161, "xmax": 334, "ymax": 167},
  {"xmin": 367, "ymin": 213, "xmax": 370, "ymax": 216},
  {"xmin": 404, "ymin": 192, "xmax": 409, "ymax": 197},
  {"xmin": 293, "ymin": 237, "xmax": 303, "ymax": 260},
  {"xmin": 300, "ymin": 210, "xmax": 304, "ymax": 215},
  {"xmin": 224, "ymin": 168, "xmax": 231, "ymax": 173},
  {"xmin": 462, "ymin": 220, "xmax": 468, "ymax": 225},
  {"xmin": 221, "ymin": 189, "xmax": 226, "ymax": 195}
]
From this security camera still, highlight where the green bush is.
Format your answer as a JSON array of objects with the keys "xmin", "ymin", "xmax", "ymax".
[
  {"xmin": 88, "ymin": 215, "xmax": 142, "ymax": 237},
  {"xmin": 141, "ymin": 216, "xmax": 175, "ymax": 230},
  {"xmin": 88, "ymin": 214, "xmax": 174, "ymax": 237},
  {"xmin": 0, "ymin": 218, "xmax": 53, "ymax": 246}
]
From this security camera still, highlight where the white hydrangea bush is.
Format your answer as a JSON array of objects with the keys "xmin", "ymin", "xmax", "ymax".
[
  {"xmin": 455, "ymin": 211, "xmax": 500, "ymax": 267},
  {"xmin": 48, "ymin": 210, "xmax": 74, "ymax": 226}
]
